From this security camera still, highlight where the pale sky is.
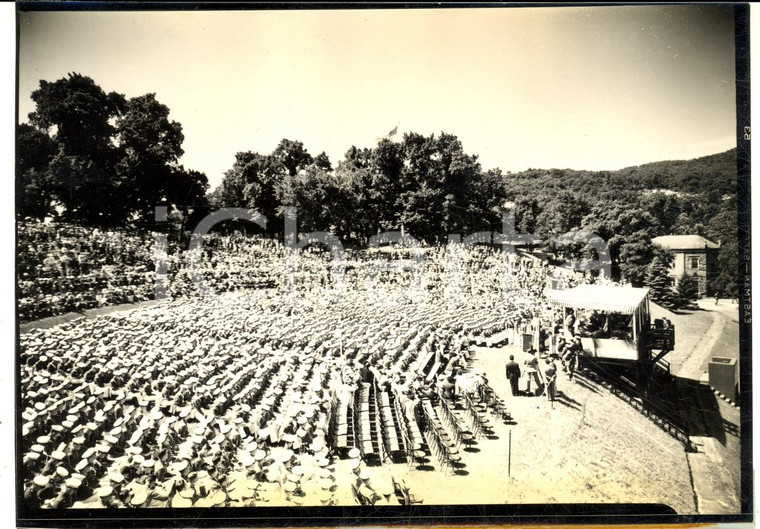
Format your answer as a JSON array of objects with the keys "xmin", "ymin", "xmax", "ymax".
[{"xmin": 18, "ymin": 5, "xmax": 737, "ymax": 190}]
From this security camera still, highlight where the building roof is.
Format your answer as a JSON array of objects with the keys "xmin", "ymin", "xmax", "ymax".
[
  {"xmin": 547, "ymin": 284, "xmax": 650, "ymax": 314},
  {"xmin": 652, "ymin": 235, "xmax": 720, "ymax": 250}
]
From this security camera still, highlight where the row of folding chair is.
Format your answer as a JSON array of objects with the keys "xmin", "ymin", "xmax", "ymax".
[
  {"xmin": 376, "ymin": 391, "xmax": 404, "ymax": 458},
  {"xmin": 392, "ymin": 397, "xmax": 425, "ymax": 469},
  {"xmin": 420, "ymin": 400, "xmax": 461, "ymax": 475},
  {"xmin": 461, "ymin": 393, "xmax": 492, "ymax": 439},
  {"xmin": 332, "ymin": 392, "xmax": 354, "ymax": 451},
  {"xmin": 481, "ymin": 386, "xmax": 513, "ymax": 423},
  {"xmin": 356, "ymin": 384, "xmax": 381, "ymax": 463},
  {"xmin": 437, "ymin": 394, "xmax": 474, "ymax": 449}
]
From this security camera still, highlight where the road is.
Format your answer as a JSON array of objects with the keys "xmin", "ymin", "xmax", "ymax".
[{"xmin": 651, "ymin": 298, "xmax": 742, "ymax": 514}]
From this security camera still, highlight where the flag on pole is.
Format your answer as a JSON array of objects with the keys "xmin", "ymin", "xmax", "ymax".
[{"xmin": 376, "ymin": 123, "xmax": 399, "ymax": 142}]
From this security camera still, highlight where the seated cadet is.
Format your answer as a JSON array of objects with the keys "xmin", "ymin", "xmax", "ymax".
[{"xmin": 440, "ymin": 376, "xmax": 456, "ymax": 399}]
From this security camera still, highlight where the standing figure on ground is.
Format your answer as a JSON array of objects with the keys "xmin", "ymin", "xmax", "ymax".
[
  {"xmin": 564, "ymin": 309, "xmax": 576, "ymax": 337},
  {"xmin": 562, "ymin": 337, "xmax": 582, "ymax": 381},
  {"xmin": 523, "ymin": 349, "xmax": 542, "ymax": 396},
  {"xmin": 505, "ymin": 355, "xmax": 521, "ymax": 396},
  {"xmin": 543, "ymin": 357, "xmax": 557, "ymax": 402}
]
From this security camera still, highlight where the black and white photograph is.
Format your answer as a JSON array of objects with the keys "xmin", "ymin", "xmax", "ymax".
[{"xmin": 13, "ymin": 3, "xmax": 752, "ymax": 526}]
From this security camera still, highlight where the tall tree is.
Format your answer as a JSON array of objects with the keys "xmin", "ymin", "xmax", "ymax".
[
  {"xmin": 707, "ymin": 196, "xmax": 739, "ymax": 297},
  {"xmin": 27, "ymin": 73, "xmax": 126, "ymax": 224},
  {"xmin": 336, "ymin": 144, "xmax": 391, "ymax": 239},
  {"xmin": 312, "ymin": 151, "xmax": 333, "ymax": 172},
  {"xmin": 535, "ymin": 191, "xmax": 590, "ymax": 239},
  {"xmin": 209, "ymin": 160, "xmax": 246, "ymax": 209},
  {"xmin": 397, "ymin": 132, "xmax": 488, "ymax": 241},
  {"xmin": 28, "ymin": 73, "xmax": 125, "ymax": 163},
  {"xmin": 510, "ymin": 195, "xmax": 540, "ymax": 235},
  {"xmin": 166, "ymin": 167, "xmax": 209, "ymax": 218},
  {"xmin": 272, "ymin": 139, "xmax": 313, "ymax": 177},
  {"xmin": 640, "ymin": 192, "xmax": 681, "ymax": 234},
  {"xmin": 17, "ymin": 123, "xmax": 58, "ymax": 219},
  {"xmin": 581, "ymin": 204, "xmax": 662, "ymax": 285},
  {"xmin": 21, "ymin": 74, "xmax": 206, "ymax": 225},
  {"xmin": 644, "ymin": 252, "xmax": 678, "ymax": 309},
  {"xmin": 676, "ymin": 274, "xmax": 699, "ymax": 306},
  {"xmin": 371, "ymin": 138, "xmax": 404, "ymax": 231},
  {"xmin": 468, "ymin": 168, "xmax": 507, "ymax": 233},
  {"xmin": 334, "ymin": 160, "xmax": 373, "ymax": 241},
  {"xmin": 114, "ymin": 93, "xmax": 186, "ymax": 218}
]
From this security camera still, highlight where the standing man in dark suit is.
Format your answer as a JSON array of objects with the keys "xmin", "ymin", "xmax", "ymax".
[{"xmin": 505, "ymin": 355, "xmax": 521, "ymax": 396}]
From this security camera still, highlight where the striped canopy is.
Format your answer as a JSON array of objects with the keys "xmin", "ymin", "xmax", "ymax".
[{"xmin": 547, "ymin": 285, "xmax": 650, "ymax": 315}]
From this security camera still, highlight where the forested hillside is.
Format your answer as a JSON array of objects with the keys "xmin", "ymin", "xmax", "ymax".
[
  {"xmin": 17, "ymin": 73, "xmax": 740, "ymax": 297},
  {"xmin": 502, "ymin": 149, "xmax": 738, "ymax": 296},
  {"xmin": 613, "ymin": 148, "xmax": 737, "ymax": 195}
]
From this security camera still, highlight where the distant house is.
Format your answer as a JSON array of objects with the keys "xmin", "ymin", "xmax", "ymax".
[{"xmin": 651, "ymin": 235, "xmax": 720, "ymax": 297}]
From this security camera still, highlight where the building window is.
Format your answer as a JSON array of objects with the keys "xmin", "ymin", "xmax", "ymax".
[{"xmin": 689, "ymin": 256, "xmax": 700, "ymax": 269}]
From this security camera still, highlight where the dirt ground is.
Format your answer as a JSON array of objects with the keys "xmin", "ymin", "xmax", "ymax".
[
  {"xmin": 385, "ymin": 301, "xmax": 743, "ymax": 513},
  {"xmin": 649, "ymin": 300, "xmax": 742, "ymax": 514},
  {"xmin": 651, "ymin": 299, "xmax": 740, "ymax": 377},
  {"xmin": 388, "ymin": 343, "xmax": 696, "ymax": 512}
]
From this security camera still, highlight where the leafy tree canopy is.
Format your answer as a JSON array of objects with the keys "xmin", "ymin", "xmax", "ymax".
[{"xmin": 19, "ymin": 73, "xmax": 208, "ymax": 226}]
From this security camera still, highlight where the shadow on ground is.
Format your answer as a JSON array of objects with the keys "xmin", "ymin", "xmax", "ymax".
[
  {"xmin": 573, "ymin": 367, "xmax": 734, "ymax": 448},
  {"xmin": 673, "ymin": 377, "xmax": 732, "ymax": 447}
]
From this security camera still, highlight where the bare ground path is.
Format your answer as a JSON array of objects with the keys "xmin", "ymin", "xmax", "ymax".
[
  {"xmin": 19, "ymin": 298, "xmax": 160, "ymax": 334},
  {"xmin": 392, "ymin": 299, "xmax": 741, "ymax": 512},
  {"xmin": 391, "ymin": 343, "xmax": 695, "ymax": 512},
  {"xmin": 651, "ymin": 301, "xmax": 742, "ymax": 514}
]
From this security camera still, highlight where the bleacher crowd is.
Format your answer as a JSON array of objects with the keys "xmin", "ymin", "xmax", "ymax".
[{"xmin": 19, "ymin": 220, "xmax": 604, "ymax": 508}]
